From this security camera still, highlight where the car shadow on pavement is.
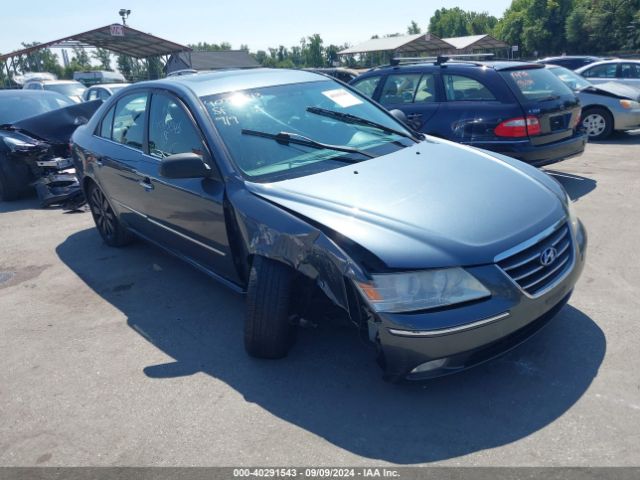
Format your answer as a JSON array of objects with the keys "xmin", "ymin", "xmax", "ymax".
[
  {"xmin": 594, "ymin": 130, "xmax": 640, "ymax": 145},
  {"xmin": 544, "ymin": 170, "xmax": 597, "ymax": 201},
  {"xmin": 0, "ymin": 196, "xmax": 41, "ymax": 213},
  {"xmin": 57, "ymin": 228, "xmax": 606, "ymax": 464}
]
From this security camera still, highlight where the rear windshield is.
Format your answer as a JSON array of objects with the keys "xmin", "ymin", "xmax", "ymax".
[{"xmin": 503, "ymin": 68, "xmax": 574, "ymax": 102}]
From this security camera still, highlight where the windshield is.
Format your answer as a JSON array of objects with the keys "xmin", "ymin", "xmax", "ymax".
[
  {"xmin": 0, "ymin": 93, "xmax": 73, "ymax": 124},
  {"xmin": 503, "ymin": 68, "xmax": 574, "ymax": 102},
  {"xmin": 45, "ymin": 83, "xmax": 86, "ymax": 98},
  {"xmin": 200, "ymin": 80, "xmax": 414, "ymax": 181},
  {"xmin": 548, "ymin": 66, "xmax": 592, "ymax": 91}
]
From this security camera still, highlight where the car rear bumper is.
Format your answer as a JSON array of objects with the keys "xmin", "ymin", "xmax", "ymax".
[
  {"xmin": 467, "ymin": 131, "xmax": 587, "ymax": 167},
  {"xmin": 373, "ymin": 220, "xmax": 587, "ymax": 381}
]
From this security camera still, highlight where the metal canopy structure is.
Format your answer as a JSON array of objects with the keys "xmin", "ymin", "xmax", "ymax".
[
  {"xmin": 442, "ymin": 34, "xmax": 508, "ymax": 52},
  {"xmin": 0, "ymin": 24, "xmax": 191, "ymax": 62},
  {"xmin": 338, "ymin": 33, "xmax": 508, "ymax": 57},
  {"xmin": 338, "ymin": 33, "xmax": 453, "ymax": 56}
]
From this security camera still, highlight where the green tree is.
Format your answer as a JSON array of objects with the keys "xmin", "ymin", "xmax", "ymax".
[
  {"xmin": 15, "ymin": 42, "xmax": 63, "ymax": 76},
  {"xmin": 407, "ymin": 20, "xmax": 422, "ymax": 34},
  {"xmin": 428, "ymin": 7, "xmax": 472, "ymax": 37},
  {"xmin": 305, "ymin": 34, "xmax": 324, "ymax": 67},
  {"xmin": 92, "ymin": 48, "xmax": 112, "ymax": 70}
]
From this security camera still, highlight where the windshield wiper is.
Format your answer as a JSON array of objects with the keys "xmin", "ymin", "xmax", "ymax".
[
  {"xmin": 306, "ymin": 106, "xmax": 420, "ymax": 142},
  {"xmin": 241, "ymin": 129, "xmax": 375, "ymax": 159}
]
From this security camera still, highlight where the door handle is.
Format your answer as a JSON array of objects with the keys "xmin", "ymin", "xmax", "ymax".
[
  {"xmin": 138, "ymin": 177, "xmax": 154, "ymax": 191},
  {"xmin": 407, "ymin": 113, "xmax": 423, "ymax": 119}
]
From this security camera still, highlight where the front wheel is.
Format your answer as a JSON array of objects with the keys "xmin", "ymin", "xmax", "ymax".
[
  {"xmin": 87, "ymin": 182, "xmax": 133, "ymax": 247},
  {"xmin": 244, "ymin": 256, "xmax": 296, "ymax": 359},
  {"xmin": 582, "ymin": 107, "xmax": 613, "ymax": 140}
]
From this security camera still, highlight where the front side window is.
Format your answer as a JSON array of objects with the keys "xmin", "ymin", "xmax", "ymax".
[
  {"xmin": 379, "ymin": 74, "xmax": 422, "ymax": 105},
  {"xmin": 200, "ymin": 80, "xmax": 413, "ymax": 181},
  {"xmin": 112, "ymin": 92, "xmax": 148, "ymax": 149},
  {"xmin": 148, "ymin": 94, "xmax": 207, "ymax": 159},
  {"xmin": 351, "ymin": 76, "xmax": 380, "ymax": 98},
  {"xmin": 443, "ymin": 75, "xmax": 496, "ymax": 101},
  {"xmin": 87, "ymin": 90, "xmax": 99, "ymax": 101},
  {"xmin": 619, "ymin": 63, "xmax": 640, "ymax": 79},
  {"xmin": 582, "ymin": 64, "xmax": 617, "ymax": 78}
]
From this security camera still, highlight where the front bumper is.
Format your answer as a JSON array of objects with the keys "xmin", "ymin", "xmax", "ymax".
[
  {"xmin": 468, "ymin": 131, "xmax": 587, "ymax": 167},
  {"xmin": 614, "ymin": 107, "xmax": 640, "ymax": 131},
  {"xmin": 374, "ymin": 220, "xmax": 587, "ymax": 381}
]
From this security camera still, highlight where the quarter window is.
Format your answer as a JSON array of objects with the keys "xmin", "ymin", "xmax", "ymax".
[
  {"xmin": 443, "ymin": 75, "xmax": 496, "ymax": 101},
  {"xmin": 148, "ymin": 94, "xmax": 207, "ymax": 159},
  {"xmin": 98, "ymin": 106, "xmax": 115, "ymax": 139},
  {"xmin": 351, "ymin": 76, "xmax": 380, "ymax": 98},
  {"xmin": 112, "ymin": 92, "xmax": 148, "ymax": 150}
]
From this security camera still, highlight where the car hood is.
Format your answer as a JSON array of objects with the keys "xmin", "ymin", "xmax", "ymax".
[
  {"xmin": 582, "ymin": 81, "xmax": 640, "ymax": 100},
  {"xmin": 246, "ymin": 138, "xmax": 567, "ymax": 269}
]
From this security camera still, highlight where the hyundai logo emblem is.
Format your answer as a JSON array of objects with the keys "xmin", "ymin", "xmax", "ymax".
[{"xmin": 539, "ymin": 247, "xmax": 558, "ymax": 266}]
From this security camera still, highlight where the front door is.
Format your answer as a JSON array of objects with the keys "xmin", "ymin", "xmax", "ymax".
[{"xmin": 137, "ymin": 91, "xmax": 240, "ymax": 284}]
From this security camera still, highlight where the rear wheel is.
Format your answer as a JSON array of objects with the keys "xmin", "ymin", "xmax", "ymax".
[
  {"xmin": 244, "ymin": 256, "xmax": 296, "ymax": 359},
  {"xmin": 582, "ymin": 107, "xmax": 613, "ymax": 140},
  {"xmin": 87, "ymin": 182, "xmax": 132, "ymax": 247}
]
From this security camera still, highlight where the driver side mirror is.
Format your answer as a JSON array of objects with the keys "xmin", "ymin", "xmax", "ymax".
[
  {"xmin": 389, "ymin": 108, "xmax": 408, "ymax": 124},
  {"xmin": 159, "ymin": 152, "xmax": 213, "ymax": 179}
]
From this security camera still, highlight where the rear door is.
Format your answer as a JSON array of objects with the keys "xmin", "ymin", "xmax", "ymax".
[
  {"xmin": 375, "ymin": 71, "xmax": 442, "ymax": 131},
  {"xmin": 92, "ymin": 91, "xmax": 152, "ymax": 233},
  {"xmin": 501, "ymin": 66, "xmax": 581, "ymax": 146}
]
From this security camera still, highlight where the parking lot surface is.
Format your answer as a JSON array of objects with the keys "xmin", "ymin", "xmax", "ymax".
[{"xmin": 1, "ymin": 132, "xmax": 639, "ymax": 466}]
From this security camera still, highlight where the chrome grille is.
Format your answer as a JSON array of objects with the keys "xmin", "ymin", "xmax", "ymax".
[{"xmin": 498, "ymin": 223, "xmax": 573, "ymax": 296}]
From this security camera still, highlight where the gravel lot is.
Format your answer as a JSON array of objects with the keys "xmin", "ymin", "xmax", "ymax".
[{"xmin": 1, "ymin": 132, "xmax": 639, "ymax": 467}]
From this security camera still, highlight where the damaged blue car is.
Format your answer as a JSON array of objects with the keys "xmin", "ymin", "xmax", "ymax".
[{"xmin": 71, "ymin": 69, "xmax": 587, "ymax": 381}]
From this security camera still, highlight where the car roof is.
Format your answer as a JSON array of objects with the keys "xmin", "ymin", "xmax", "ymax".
[
  {"xmin": 0, "ymin": 89, "xmax": 71, "ymax": 100},
  {"xmin": 363, "ymin": 60, "xmax": 541, "ymax": 74},
  {"xmin": 540, "ymin": 55, "xmax": 601, "ymax": 60},
  {"xmin": 26, "ymin": 79, "xmax": 84, "ymax": 85},
  {"xmin": 137, "ymin": 68, "xmax": 328, "ymax": 97},
  {"xmin": 575, "ymin": 58, "xmax": 640, "ymax": 72},
  {"xmin": 88, "ymin": 83, "xmax": 130, "ymax": 89}
]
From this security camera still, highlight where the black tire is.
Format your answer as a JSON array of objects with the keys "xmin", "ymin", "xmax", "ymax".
[
  {"xmin": 582, "ymin": 107, "xmax": 613, "ymax": 140},
  {"xmin": 0, "ymin": 155, "xmax": 29, "ymax": 201},
  {"xmin": 87, "ymin": 182, "xmax": 133, "ymax": 247},
  {"xmin": 244, "ymin": 256, "xmax": 296, "ymax": 359}
]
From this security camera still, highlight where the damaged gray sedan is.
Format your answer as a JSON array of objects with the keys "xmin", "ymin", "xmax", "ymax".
[
  {"xmin": 0, "ymin": 90, "xmax": 101, "ymax": 207},
  {"xmin": 70, "ymin": 69, "xmax": 587, "ymax": 381}
]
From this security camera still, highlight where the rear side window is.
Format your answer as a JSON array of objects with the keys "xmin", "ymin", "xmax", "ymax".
[
  {"xmin": 112, "ymin": 93, "xmax": 148, "ymax": 150},
  {"xmin": 351, "ymin": 76, "xmax": 380, "ymax": 98},
  {"xmin": 148, "ymin": 94, "xmax": 207, "ymax": 159},
  {"xmin": 505, "ymin": 68, "xmax": 573, "ymax": 101},
  {"xmin": 582, "ymin": 64, "xmax": 617, "ymax": 78},
  {"xmin": 443, "ymin": 75, "xmax": 496, "ymax": 101},
  {"xmin": 379, "ymin": 74, "xmax": 422, "ymax": 105}
]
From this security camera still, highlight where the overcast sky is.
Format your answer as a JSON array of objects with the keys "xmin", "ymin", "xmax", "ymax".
[{"xmin": 2, "ymin": 0, "xmax": 512, "ymax": 55}]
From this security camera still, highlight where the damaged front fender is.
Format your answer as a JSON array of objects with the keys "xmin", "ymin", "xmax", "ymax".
[{"xmin": 227, "ymin": 185, "xmax": 369, "ymax": 316}]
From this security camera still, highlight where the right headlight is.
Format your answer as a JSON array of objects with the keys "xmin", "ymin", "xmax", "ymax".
[
  {"xmin": 354, "ymin": 268, "xmax": 490, "ymax": 313},
  {"xmin": 619, "ymin": 99, "xmax": 640, "ymax": 109}
]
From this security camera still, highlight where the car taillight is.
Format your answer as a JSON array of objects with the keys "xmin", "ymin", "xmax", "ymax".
[{"xmin": 495, "ymin": 116, "xmax": 541, "ymax": 137}]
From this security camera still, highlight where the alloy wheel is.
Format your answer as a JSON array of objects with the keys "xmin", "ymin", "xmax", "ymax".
[
  {"xmin": 583, "ymin": 113, "xmax": 606, "ymax": 137},
  {"xmin": 89, "ymin": 187, "xmax": 116, "ymax": 239}
]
